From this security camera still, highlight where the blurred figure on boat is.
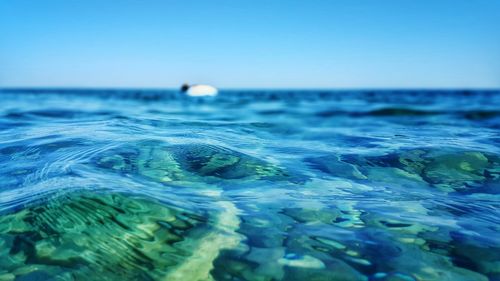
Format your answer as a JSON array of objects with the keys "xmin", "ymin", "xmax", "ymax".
[{"xmin": 181, "ymin": 83, "xmax": 218, "ymax": 97}]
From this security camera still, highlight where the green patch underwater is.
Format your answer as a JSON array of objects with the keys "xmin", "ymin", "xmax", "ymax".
[{"xmin": 0, "ymin": 190, "xmax": 241, "ymax": 281}]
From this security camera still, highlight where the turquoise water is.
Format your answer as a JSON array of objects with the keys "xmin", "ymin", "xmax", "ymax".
[{"xmin": 0, "ymin": 89, "xmax": 499, "ymax": 281}]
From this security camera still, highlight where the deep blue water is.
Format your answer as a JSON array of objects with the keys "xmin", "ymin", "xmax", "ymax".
[{"xmin": 0, "ymin": 89, "xmax": 499, "ymax": 281}]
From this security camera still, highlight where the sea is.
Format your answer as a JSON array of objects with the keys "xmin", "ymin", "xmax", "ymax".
[{"xmin": 0, "ymin": 89, "xmax": 499, "ymax": 281}]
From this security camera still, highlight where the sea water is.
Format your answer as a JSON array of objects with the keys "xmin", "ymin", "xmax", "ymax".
[{"xmin": 0, "ymin": 89, "xmax": 499, "ymax": 281}]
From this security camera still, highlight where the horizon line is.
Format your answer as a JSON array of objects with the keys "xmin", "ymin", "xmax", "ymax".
[{"xmin": 1, "ymin": 86, "xmax": 499, "ymax": 92}]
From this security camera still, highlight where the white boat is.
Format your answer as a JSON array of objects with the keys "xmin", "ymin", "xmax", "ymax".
[{"xmin": 181, "ymin": 83, "xmax": 218, "ymax": 97}]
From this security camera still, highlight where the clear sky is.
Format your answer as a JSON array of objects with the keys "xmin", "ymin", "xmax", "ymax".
[{"xmin": 1, "ymin": 0, "xmax": 499, "ymax": 89}]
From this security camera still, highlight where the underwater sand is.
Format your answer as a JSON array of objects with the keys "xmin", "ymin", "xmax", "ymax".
[{"xmin": 0, "ymin": 89, "xmax": 499, "ymax": 281}]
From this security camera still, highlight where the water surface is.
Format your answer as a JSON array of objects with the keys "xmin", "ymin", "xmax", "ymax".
[{"xmin": 0, "ymin": 89, "xmax": 499, "ymax": 281}]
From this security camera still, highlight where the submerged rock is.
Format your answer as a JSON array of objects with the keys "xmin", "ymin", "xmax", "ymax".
[
  {"xmin": 422, "ymin": 151, "xmax": 489, "ymax": 191},
  {"xmin": 314, "ymin": 148, "xmax": 499, "ymax": 193},
  {"xmin": 386, "ymin": 244, "xmax": 489, "ymax": 281},
  {"xmin": 96, "ymin": 142, "xmax": 294, "ymax": 186},
  {"xmin": 282, "ymin": 204, "xmax": 363, "ymax": 229},
  {"xmin": 278, "ymin": 253, "xmax": 325, "ymax": 269},
  {"xmin": 0, "ymin": 191, "xmax": 241, "ymax": 281},
  {"xmin": 449, "ymin": 232, "xmax": 500, "ymax": 280},
  {"xmin": 171, "ymin": 144, "xmax": 289, "ymax": 180},
  {"xmin": 284, "ymin": 259, "xmax": 367, "ymax": 281}
]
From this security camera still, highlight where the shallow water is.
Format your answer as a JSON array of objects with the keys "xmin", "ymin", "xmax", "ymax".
[{"xmin": 0, "ymin": 89, "xmax": 499, "ymax": 281}]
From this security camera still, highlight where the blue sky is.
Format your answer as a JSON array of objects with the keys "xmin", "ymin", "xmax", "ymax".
[{"xmin": 1, "ymin": 0, "xmax": 499, "ymax": 89}]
